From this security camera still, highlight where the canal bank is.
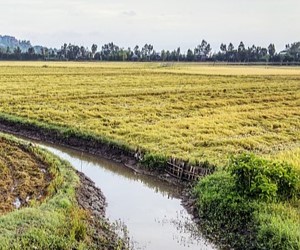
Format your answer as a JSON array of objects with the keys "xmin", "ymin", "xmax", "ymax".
[{"xmin": 0, "ymin": 121, "xmax": 216, "ymax": 249}]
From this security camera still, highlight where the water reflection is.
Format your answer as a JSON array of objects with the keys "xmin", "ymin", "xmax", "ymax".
[
  {"xmin": 41, "ymin": 142, "xmax": 182, "ymax": 199},
  {"xmin": 18, "ymin": 138, "xmax": 216, "ymax": 250}
]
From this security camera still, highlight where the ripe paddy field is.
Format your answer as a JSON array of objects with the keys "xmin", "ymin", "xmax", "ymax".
[
  {"xmin": 0, "ymin": 62, "xmax": 299, "ymax": 249},
  {"xmin": 0, "ymin": 62, "xmax": 299, "ymax": 166}
]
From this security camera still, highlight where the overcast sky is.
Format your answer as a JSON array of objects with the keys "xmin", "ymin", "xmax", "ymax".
[{"xmin": 1, "ymin": 0, "xmax": 299, "ymax": 52}]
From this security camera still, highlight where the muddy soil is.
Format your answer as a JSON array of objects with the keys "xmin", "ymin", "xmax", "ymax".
[
  {"xmin": 76, "ymin": 171, "xmax": 127, "ymax": 249},
  {"xmin": 0, "ymin": 121, "xmax": 130, "ymax": 248},
  {"xmin": 76, "ymin": 171, "xmax": 107, "ymax": 218},
  {"xmin": 0, "ymin": 138, "xmax": 52, "ymax": 214}
]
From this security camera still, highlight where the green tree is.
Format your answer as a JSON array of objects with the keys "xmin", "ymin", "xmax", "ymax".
[
  {"xmin": 194, "ymin": 40, "xmax": 211, "ymax": 61},
  {"xmin": 186, "ymin": 49, "xmax": 194, "ymax": 61},
  {"xmin": 238, "ymin": 41, "xmax": 246, "ymax": 62},
  {"xmin": 62, "ymin": 43, "xmax": 68, "ymax": 58},
  {"xmin": 287, "ymin": 42, "xmax": 300, "ymax": 61},
  {"xmin": 80, "ymin": 46, "xmax": 86, "ymax": 58},
  {"xmin": 227, "ymin": 43, "xmax": 235, "ymax": 61},
  {"xmin": 13, "ymin": 46, "xmax": 22, "ymax": 59},
  {"xmin": 91, "ymin": 44, "xmax": 97, "ymax": 58},
  {"xmin": 119, "ymin": 49, "xmax": 127, "ymax": 61},
  {"xmin": 133, "ymin": 45, "xmax": 140, "ymax": 59},
  {"xmin": 268, "ymin": 43, "xmax": 276, "ymax": 57},
  {"xmin": 28, "ymin": 47, "xmax": 35, "ymax": 55},
  {"xmin": 176, "ymin": 47, "xmax": 181, "ymax": 61}
]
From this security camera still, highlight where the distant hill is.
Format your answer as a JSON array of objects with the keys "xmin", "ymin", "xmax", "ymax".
[{"xmin": 0, "ymin": 35, "xmax": 32, "ymax": 52}]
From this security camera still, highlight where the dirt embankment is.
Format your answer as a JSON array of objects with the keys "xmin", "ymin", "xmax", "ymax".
[
  {"xmin": 181, "ymin": 188, "xmax": 201, "ymax": 224},
  {"xmin": 0, "ymin": 118, "xmax": 136, "ymax": 165},
  {"xmin": 76, "ymin": 171, "xmax": 126, "ymax": 249},
  {"xmin": 0, "ymin": 118, "xmax": 184, "ymax": 186},
  {"xmin": 76, "ymin": 171, "xmax": 107, "ymax": 218}
]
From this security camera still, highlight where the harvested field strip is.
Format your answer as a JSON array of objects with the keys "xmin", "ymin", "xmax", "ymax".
[{"xmin": 0, "ymin": 137, "xmax": 52, "ymax": 214}]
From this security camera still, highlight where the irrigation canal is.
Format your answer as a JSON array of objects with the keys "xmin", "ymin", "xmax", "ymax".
[{"xmin": 18, "ymin": 136, "xmax": 216, "ymax": 250}]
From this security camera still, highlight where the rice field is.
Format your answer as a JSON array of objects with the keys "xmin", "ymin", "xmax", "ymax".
[{"xmin": 0, "ymin": 62, "xmax": 299, "ymax": 165}]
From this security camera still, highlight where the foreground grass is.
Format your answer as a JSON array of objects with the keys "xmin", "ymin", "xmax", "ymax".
[
  {"xmin": 0, "ymin": 62, "xmax": 299, "ymax": 165},
  {"xmin": 0, "ymin": 134, "xmax": 121, "ymax": 250},
  {"xmin": 194, "ymin": 154, "xmax": 300, "ymax": 250}
]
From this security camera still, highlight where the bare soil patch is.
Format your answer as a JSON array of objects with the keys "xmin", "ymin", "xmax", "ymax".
[{"xmin": 0, "ymin": 137, "xmax": 52, "ymax": 214}]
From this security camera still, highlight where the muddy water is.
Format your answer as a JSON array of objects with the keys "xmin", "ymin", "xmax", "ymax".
[{"xmin": 35, "ymin": 141, "xmax": 215, "ymax": 250}]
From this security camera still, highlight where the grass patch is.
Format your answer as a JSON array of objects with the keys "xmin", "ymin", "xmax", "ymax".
[
  {"xmin": 194, "ymin": 154, "xmax": 300, "ymax": 250},
  {"xmin": 0, "ymin": 134, "xmax": 122, "ymax": 250}
]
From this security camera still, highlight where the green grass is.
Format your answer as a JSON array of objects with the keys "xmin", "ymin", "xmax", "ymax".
[
  {"xmin": 256, "ymin": 202, "xmax": 300, "ymax": 250},
  {"xmin": 193, "ymin": 154, "xmax": 300, "ymax": 250},
  {"xmin": 0, "ymin": 134, "xmax": 121, "ymax": 250}
]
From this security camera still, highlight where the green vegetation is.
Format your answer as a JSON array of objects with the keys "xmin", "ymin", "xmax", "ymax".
[
  {"xmin": 0, "ymin": 134, "xmax": 123, "ymax": 249},
  {"xmin": 194, "ymin": 154, "xmax": 300, "ymax": 250},
  {"xmin": 229, "ymin": 154, "xmax": 299, "ymax": 201}
]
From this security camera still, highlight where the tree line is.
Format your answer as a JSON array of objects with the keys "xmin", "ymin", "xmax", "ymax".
[{"xmin": 0, "ymin": 40, "xmax": 299, "ymax": 63}]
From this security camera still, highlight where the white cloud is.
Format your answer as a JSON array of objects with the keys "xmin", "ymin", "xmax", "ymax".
[{"xmin": 120, "ymin": 10, "xmax": 137, "ymax": 17}]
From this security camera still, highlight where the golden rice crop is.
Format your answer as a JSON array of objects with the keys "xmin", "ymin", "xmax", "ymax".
[{"xmin": 0, "ymin": 62, "xmax": 299, "ymax": 165}]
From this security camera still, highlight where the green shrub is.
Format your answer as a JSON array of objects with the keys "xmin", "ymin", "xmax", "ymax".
[
  {"xmin": 194, "ymin": 155, "xmax": 300, "ymax": 250},
  {"xmin": 228, "ymin": 154, "xmax": 299, "ymax": 201},
  {"xmin": 194, "ymin": 171, "xmax": 258, "ymax": 249},
  {"xmin": 141, "ymin": 153, "xmax": 168, "ymax": 171}
]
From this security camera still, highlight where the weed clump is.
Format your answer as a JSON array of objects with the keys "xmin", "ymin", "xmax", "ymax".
[
  {"xmin": 194, "ymin": 154, "xmax": 300, "ymax": 250},
  {"xmin": 229, "ymin": 154, "xmax": 299, "ymax": 201}
]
